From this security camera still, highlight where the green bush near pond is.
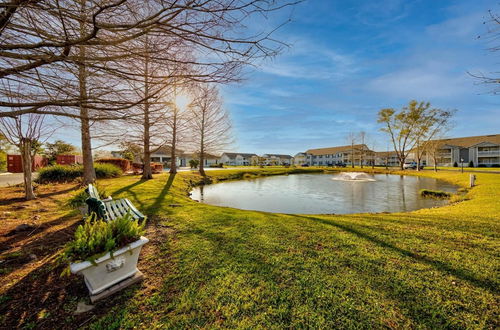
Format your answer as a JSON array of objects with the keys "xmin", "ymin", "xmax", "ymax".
[
  {"xmin": 37, "ymin": 163, "xmax": 122, "ymax": 183},
  {"xmin": 419, "ymin": 188, "xmax": 451, "ymax": 198}
]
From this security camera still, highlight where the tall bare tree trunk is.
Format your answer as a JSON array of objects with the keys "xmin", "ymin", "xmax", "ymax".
[
  {"xmin": 416, "ymin": 139, "xmax": 421, "ymax": 172},
  {"xmin": 351, "ymin": 141, "xmax": 354, "ymax": 168},
  {"xmin": 199, "ymin": 149, "xmax": 205, "ymax": 176},
  {"xmin": 80, "ymin": 114, "xmax": 95, "ymax": 184},
  {"xmin": 169, "ymin": 111, "xmax": 177, "ymax": 174},
  {"xmin": 20, "ymin": 139, "xmax": 35, "ymax": 200},
  {"xmin": 142, "ymin": 49, "xmax": 153, "ymax": 179},
  {"xmin": 199, "ymin": 109, "xmax": 206, "ymax": 176},
  {"xmin": 78, "ymin": 0, "xmax": 95, "ymax": 184}
]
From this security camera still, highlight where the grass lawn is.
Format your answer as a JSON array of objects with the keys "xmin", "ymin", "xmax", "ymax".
[{"xmin": 0, "ymin": 167, "xmax": 499, "ymax": 328}]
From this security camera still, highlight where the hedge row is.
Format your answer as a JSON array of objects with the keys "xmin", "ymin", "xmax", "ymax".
[
  {"xmin": 37, "ymin": 163, "xmax": 122, "ymax": 183},
  {"xmin": 96, "ymin": 158, "xmax": 130, "ymax": 172}
]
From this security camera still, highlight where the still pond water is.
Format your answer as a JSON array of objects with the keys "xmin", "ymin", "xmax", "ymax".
[{"xmin": 190, "ymin": 173, "xmax": 458, "ymax": 214}]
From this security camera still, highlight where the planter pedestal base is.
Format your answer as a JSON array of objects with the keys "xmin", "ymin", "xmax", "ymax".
[{"xmin": 90, "ymin": 271, "xmax": 144, "ymax": 303}]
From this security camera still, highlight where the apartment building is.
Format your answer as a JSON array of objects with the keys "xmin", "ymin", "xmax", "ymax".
[
  {"xmin": 220, "ymin": 152, "xmax": 257, "ymax": 166},
  {"xmin": 418, "ymin": 134, "xmax": 500, "ymax": 167},
  {"xmin": 305, "ymin": 144, "xmax": 373, "ymax": 166},
  {"xmin": 262, "ymin": 154, "xmax": 293, "ymax": 166},
  {"xmin": 374, "ymin": 151, "xmax": 399, "ymax": 167},
  {"xmin": 293, "ymin": 152, "xmax": 307, "ymax": 166}
]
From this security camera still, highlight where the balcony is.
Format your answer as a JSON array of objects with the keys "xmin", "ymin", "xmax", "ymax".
[
  {"xmin": 477, "ymin": 150, "xmax": 500, "ymax": 156},
  {"xmin": 477, "ymin": 158, "xmax": 500, "ymax": 165},
  {"xmin": 437, "ymin": 153, "xmax": 451, "ymax": 158}
]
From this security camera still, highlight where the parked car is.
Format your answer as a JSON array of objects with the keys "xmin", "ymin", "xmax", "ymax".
[
  {"xmin": 301, "ymin": 164, "xmax": 309, "ymax": 167},
  {"xmin": 335, "ymin": 162, "xmax": 346, "ymax": 167},
  {"xmin": 403, "ymin": 162, "xmax": 424, "ymax": 170}
]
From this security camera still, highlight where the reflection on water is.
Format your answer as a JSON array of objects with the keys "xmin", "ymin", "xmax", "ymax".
[{"xmin": 190, "ymin": 173, "xmax": 458, "ymax": 214}]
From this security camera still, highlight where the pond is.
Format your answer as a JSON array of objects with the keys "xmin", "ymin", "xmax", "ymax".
[{"xmin": 190, "ymin": 173, "xmax": 459, "ymax": 214}]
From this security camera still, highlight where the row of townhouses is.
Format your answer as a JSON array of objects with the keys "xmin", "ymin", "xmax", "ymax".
[
  {"xmin": 219, "ymin": 153, "xmax": 293, "ymax": 166},
  {"xmin": 294, "ymin": 134, "xmax": 500, "ymax": 167},
  {"xmin": 113, "ymin": 134, "xmax": 500, "ymax": 168},
  {"xmin": 112, "ymin": 147, "xmax": 294, "ymax": 167}
]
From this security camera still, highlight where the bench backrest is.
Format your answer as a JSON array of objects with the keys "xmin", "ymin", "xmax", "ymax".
[
  {"xmin": 86, "ymin": 184, "xmax": 101, "ymax": 199},
  {"xmin": 104, "ymin": 198, "xmax": 145, "ymax": 221},
  {"xmin": 86, "ymin": 197, "xmax": 145, "ymax": 222}
]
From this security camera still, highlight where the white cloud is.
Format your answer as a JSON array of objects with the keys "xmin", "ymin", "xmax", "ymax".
[{"xmin": 367, "ymin": 68, "xmax": 471, "ymax": 99}]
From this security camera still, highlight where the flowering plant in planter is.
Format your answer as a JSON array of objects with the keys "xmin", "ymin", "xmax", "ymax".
[{"xmin": 62, "ymin": 213, "xmax": 148, "ymax": 296}]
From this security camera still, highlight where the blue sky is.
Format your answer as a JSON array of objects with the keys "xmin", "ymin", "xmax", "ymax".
[{"xmin": 222, "ymin": 0, "xmax": 500, "ymax": 155}]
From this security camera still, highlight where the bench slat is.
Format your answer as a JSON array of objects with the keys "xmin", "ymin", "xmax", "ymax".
[{"xmin": 123, "ymin": 199, "xmax": 145, "ymax": 220}]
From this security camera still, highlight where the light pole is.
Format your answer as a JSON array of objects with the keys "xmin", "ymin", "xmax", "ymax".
[{"xmin": 461, "ymin": 158, "xmax": 464, "ymax": 173}]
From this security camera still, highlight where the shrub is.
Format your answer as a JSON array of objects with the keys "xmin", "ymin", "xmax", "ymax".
[
  {"xmin": 62, "ymin": 212, "xmax": 146, "ymax": 264},
  {"xmin": 453, "ymin": 162, "xmax": 458, "ymax": 167},
  {"xmin": 419, "ymin": 189, "xmax": 451, "ymax": 199},
  {"xmin": 37, "ymin": 163, "xmax": 121, "ymax": 183},
  {"xmin": 94, "ymin": 162, "xmax": 122, "ymax": 178},
  {"xmin": 96, "ymin": 158, "xmax": 130, "ymax": 172},
  {"xmin": 37, "ymin": 164, "xmax": 83, "ymax": 183},
  {"xmin": 189, "ymin": 159, "xmax": 199, "ymax": 169},
  {"xmin": 468, "ymin": 160, "xmax": 474, "ymax": 168},
  {"xmin": 209, "ymin": 163, "xmax": 223, "ymax": 168}
]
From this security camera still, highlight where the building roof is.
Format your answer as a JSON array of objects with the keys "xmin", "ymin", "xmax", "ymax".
[
  {"xmin": 305, "ymin": 144, "xmax": 370, "ymax": 156},
  {"xmin": 183, "ymin": 152, "xmax": 220, "ymax": 159},
  {"xmin": 263, "ymin": 154, "xmax": 293, "ymax": 159},
  {"xmin": 222, "ymin": 152, "xmax": 257, "ymax": 158},
  {"xmin": 151, "ymin": 146, "xmax": 183, "ymax": 155},
  {"xmin": 434, "ymin": 134, "xmax": 500, "ymax": 148}
]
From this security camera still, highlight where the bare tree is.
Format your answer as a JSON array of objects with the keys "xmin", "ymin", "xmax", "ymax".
[
  {"xmin": 1, "ymin": 0, "xmax": 300, "ymax": 184},
  {"xmin": 188, "ymin": 84, "xmax": 232, "ymax": 176},
  {"xmin": 166, "ymin": 88, "xmax": 192, "ymax": 174},
  {"xmin": 425, "ymin": 139, "xmax": 444, "ymax": 172},
  {"xmin": 377, "ymin": 100, "xmax": 454, "ymax": 170},
  {"xmin": 412, "ymin": 109, "xmax": 454, "ymax": 171},
  {"xmin": 347, "ymin": 132, "xmax": 357, "ymax": 168},
  {"xmin": 0, "ymin": 113, "xmax": 51, "ymax": 200},
  {"xmin": 470, "ymin": 9, "xmax": 500, "ymax": 94},
  {"xmin": 358, "ymin": 131, "xmax": 366, "ymax": 168}
]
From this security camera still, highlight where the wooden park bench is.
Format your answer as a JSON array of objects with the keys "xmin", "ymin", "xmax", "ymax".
[{"xmin": 85, "ymin": 184, "xmax": 145, "ymax": 222}]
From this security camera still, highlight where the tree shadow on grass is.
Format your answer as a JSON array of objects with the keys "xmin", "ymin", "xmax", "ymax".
[
  {"xmin": 0, "ymin": 212, "xmax": 81, "ymax": 252},
  {"xmin": 145, "ymin": 173, "xmax": 176, "ymax": 216},
  {"xmin": 300, "ymin": 215, "xmax": 499, "ymax": 294},
  {"xmin": 111, "ymin": 178, "xmax": 150, "ymax": 197},
  {"xmin": 0, "ymin": 185, "xmax": 78, "ymax": 206}
]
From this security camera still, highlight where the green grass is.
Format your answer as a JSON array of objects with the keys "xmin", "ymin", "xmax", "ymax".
[{"xmin": 87, "ymin": 168, "xmax": 499, "ymax": 328}]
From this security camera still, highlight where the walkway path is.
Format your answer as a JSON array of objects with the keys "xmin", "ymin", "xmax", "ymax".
[{"xmin": 0, "ymin": 173, "xmax": 39, "ymax": 187}]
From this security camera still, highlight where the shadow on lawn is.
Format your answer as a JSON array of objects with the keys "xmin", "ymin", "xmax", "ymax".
[
  {"xmin": 0, "ymin": 185, "xmax": 78, "ymax": 206},
  {"xmin": 112, "ymin": 178, "xmax": 150, "ymax": 197},
  {"xmin": 301, "ymin": 215, "xmax": 499, "ymax": 294},
  {"xmin": 145, "ymin": 173, "xmax": 176, "ymax": 215},
  {"xmin": 1, "ymin": 212, "xmax": 79, "ymax": 253},
  {"xmin": 0, "ymin": 216, "xmax": 147, "ymax": 329}
]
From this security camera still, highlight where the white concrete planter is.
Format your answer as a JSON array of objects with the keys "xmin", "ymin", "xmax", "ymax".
[{"xmin": 70, "ymin": 236, "xmax": 149, "ymax": 295}]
